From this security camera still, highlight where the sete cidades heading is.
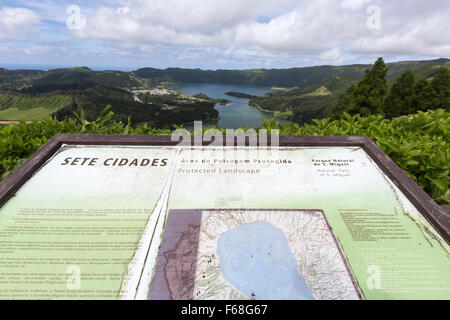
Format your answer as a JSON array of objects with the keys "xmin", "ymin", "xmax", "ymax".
[
  {"xmin": 60, "ymin": 157, "xmax": 294, "ymax": 168},
  {"xmin": 60, "ymin": 157, "xmax": 169, "ymax": 167}
]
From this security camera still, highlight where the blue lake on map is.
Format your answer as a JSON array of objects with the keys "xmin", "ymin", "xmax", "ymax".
[{"xmin": 217, "ymin": 221, "xmax": 314, "ymax": 300}]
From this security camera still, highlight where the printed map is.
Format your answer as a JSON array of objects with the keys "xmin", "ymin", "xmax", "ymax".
[{"xmin": 148, "ymin": 209, "xmax": 361, "ymax": 300}]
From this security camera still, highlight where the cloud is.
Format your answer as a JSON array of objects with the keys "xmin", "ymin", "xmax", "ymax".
[
  {"xmin": 71, "ymin": 0, "xmax": 297, "ymax": 47},
  {"xmin": 0, "ymin": 43, "xmax": 16, "ymax": 54},
  {"xmin": 1, "ymin": 0, "xmax": 450, "ymax": 68},
  {"xmin": 0, "ymin": 7, "xmax": 41, "ymax": 41},
  {"xmin": 235, "ymin": 0, "xmax": 450, "ymax": 58},
  {"xmin": 319, "ymin": 48, "xmax": 343, "ymax": 63},
  {"xmin": 16, "ymin": 0, "xmax": 67, "ymax": 22},
  {"xmin": 23, "ymin": 45, "xmax": 52, "ymax": 55},
  {"xmin": 340, "ymin": 0, "xmax": 372, "ymax": 11},
  {"xmin": 348, "ymin": 5, "xmax": 450, "ymax": 56},
  {"xmin": 234, "ymin": 1, "xmax": 364, "ymax": 55}
]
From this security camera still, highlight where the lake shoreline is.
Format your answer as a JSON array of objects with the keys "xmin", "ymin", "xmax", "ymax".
[{"xmin": 176, "ymin": 83, "xmax": 288, "ymax": 128}]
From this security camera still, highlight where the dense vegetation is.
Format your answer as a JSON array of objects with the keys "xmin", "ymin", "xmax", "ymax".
[
  {"xmin": 0, "ymin": 108, "xmax": 448, "ymax": 205},
  {"xmin": 1, "ymin": 59, "xmax": 447, "ymax": 96},
  {"xmin": 0, "ymin": 58, "xmax": 448, "ymax": 126},
  {"xmin": 384, "ymin": 69, "xmax": 450, "ymax": 118},
  {"xmin": 25, "ymin": 67, "xmax": 155, "ymax": 90},
  {"xmin": 0, "ymin": 68, "xmax": 44, "ymax": 90},
  {"xmin": 52, "ymin": 85, "xmax": 219, "ymax": 128},
  {"xmin": 331, "ymin": 59, "xmax": 450, "ymax": 119},
  {"xmin": 19, "ymin": 81, "xmax": 99, "ymax": 95},
  {"xmin": 250, "ymin": 91, "xmax": 334, "ymax": 123},
  {"xmin": 0, "ymin": 59, "xmax": 448, "ymax": 204},
  {"xmin": 225, "ymin": 92, "xmax": 256, "ymax": 99},
  {"xmin": 132, "ymin": 59, "xmax": 449, "ymax": 87},
  {"xmin": 192, "ymin": 93, "xmax": 229, "ymax": 105},
  {"xmin": 249, "ymin": 58, "xmax": 449, "ymax": 124}
]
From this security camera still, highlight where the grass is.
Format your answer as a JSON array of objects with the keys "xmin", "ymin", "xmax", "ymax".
[
  {"xmin": 304, "ymin": 86, "xmax": 332, "ymax": 97},
  {"xmin": 275, "ymin": 110, "xmax": 294, "ymax": 120},
  {"xmin": 0, "ymin": 93, "xmax": 71, "ymax": 120},
  {"xmin": 0, "ymin": 106, "xmax": 63, "ymax": 120},
  {"xmin": 271, "ymin": 87, "xmax": 296, "ymax": 91},
  {"xmin": 0, "ymin": 93, "xmax": 71, "ymax": 110}
]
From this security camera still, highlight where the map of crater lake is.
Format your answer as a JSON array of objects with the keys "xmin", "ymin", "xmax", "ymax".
[{"xmin": 148, "ymin": 209, "xmax": 361, "ymax": 300}]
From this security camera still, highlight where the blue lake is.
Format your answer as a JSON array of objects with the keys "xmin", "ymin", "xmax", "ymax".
[
  {"xmin": 174, "ymin": 83, "xmax": 288, "ymax": 129},
  {"xmin": 217, "ymin": 221, "xmax": 314, "ymax": 300}
]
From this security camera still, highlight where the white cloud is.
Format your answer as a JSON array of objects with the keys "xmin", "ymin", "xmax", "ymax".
[
  {"xmin": 0, "ymin": 7, "xmax": 41, "ymax": 41},
  {"xmin": 319, "ymin": 48, "xmax": 343, "ymax": 63},
  {"xmin": 81, "ymin": 49, "xmax": 103, "ymax": 57},
  {"xmin": 23, "ymin": 45, "xmax": 51, "ymax": 55},
  {"xmin": 235, "ymin": 0, "xmax": 450, "ymax": 58},
  {"xmin": 70, "ymin": 0, "xmax": 373, "ymax": 59},
  {"xmin": 2, "ymin": 0, "xmax": 450, "ymax": 68},
  {"xmin": 0, "ymin": 43, "xmax": 16, "ymax": 54},
  {"xmin": 340, "ymin": 0, "xmax": 372, "ymax": 11},
  {"xmin": 349, "ymin": 10, "xmax": 450, "ymax": 57},
  {"xmin": 235, "ymin": 1, "xmax": 363, "ymax": 54},
  {"xmin": 71, "ymin": 0, "xmax": 297, "ymax": 47}
]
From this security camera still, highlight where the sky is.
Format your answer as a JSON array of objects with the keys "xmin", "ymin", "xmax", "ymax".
[{"xmin": 0, "ymin": 0, "xmax": 449, "ymax": 71}]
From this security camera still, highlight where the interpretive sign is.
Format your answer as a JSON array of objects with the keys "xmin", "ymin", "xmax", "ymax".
[{"xmin": 0, "ymin": 134, "xmax": 448, "ymax": 300}]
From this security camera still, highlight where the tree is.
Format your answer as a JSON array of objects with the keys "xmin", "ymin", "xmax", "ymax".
[
  {"xmin": 347, "ymin": 58, "xmax": 388, "ymax": 116},
  {"xmin": 414, "ymin": 79, "xmax": 434, "ymax": 112},
  {"xmin": 384, "ymin": 71, "xmax": 416, "ymax": 118},
  {"xmin": 328, "ymin": 58, "xmax": 389, "ymax": 118},
  {"xmin": 430, "ymin": 68, "xmax": 450, "ymax": 111},
  {"xmin": 330, "ymin": 84, "xmax": 355, "ymax": 119},
  {"xmin": 348, "ymin": 58, "xmax": 388, "ymax": 116}
]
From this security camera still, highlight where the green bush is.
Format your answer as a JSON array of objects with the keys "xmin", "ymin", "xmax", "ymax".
[{"xmin": 0, "ymin": 108, "xmax": 448, "ymax": 204}]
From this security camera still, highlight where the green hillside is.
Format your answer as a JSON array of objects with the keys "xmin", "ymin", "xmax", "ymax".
[
  {"xmin": 0, "ymin": 58, "xmax": 448, "ymax": 123},
  {"xmin": 0, "ymin": 69, "xmax": 45, "ymax": 90},
  {"xmin": 132, "ymin": 58, "xmax": 449, "ymax": 88},
  {"xmin": 248, "ymin": 59, "xmax": 450, "ymax": 123},
  {"xmin": 52, "ymin": 86, "xmax": 219, "ymax": 128},
  {"xmin": 33, "ymin": 67, "xmax": 155, "ymax": 90},
  {"xmin": 0, "ymin": 93, "xmax": 72, "ymax": 120},
  {"xmin": 2, "ymin": 58, "xmax": 448, "ymax": 91}
]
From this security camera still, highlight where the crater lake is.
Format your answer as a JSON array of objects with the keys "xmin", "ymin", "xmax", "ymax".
[{"xmin": 174, "ymin": 83, "xmax": 288, "ymax": 129}]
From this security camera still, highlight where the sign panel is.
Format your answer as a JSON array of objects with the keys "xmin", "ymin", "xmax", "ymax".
[{"xmin": 0, "ymin": 136, "xmax": 448, "ymax": 300}]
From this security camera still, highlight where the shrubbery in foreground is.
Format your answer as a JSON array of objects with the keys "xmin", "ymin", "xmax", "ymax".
[{"xmin": 0, "ymin": 108, "xmax": 448, "ymax": 204}]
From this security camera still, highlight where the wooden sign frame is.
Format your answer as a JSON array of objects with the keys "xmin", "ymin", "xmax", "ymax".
[{"xmin": 0, "ymin": 134, "xmax": 448, "ymax": 242}]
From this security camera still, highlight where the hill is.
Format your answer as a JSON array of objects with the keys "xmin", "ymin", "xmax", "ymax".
[
  {"xmin": 0, "ymin": 68, "xmax": 45, "ymax": 90},
  {"xmin": 52, "ymin": 85, "xmax": 219, "ymax": 128},
  {"xmin": 0, "ymin": 92, "xmax": 72, "ymax": 120},
  {"xmin": 32, "ymin": 67, "xmax": 155, "ymax": 90},
  {"xmin": 0, "ymin": 58, "xmax": 448, "ymax": 124},
  {"xmin": 247, "ymin": 59, "xmax": 450, "ymax": 123},
  {"xmin": 133, "ymin": 58, "xmax": 449, "ymax": 88},
  {"xmin": 2, "ymin": 58, "xmax": 448, "ymax": 91}
]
